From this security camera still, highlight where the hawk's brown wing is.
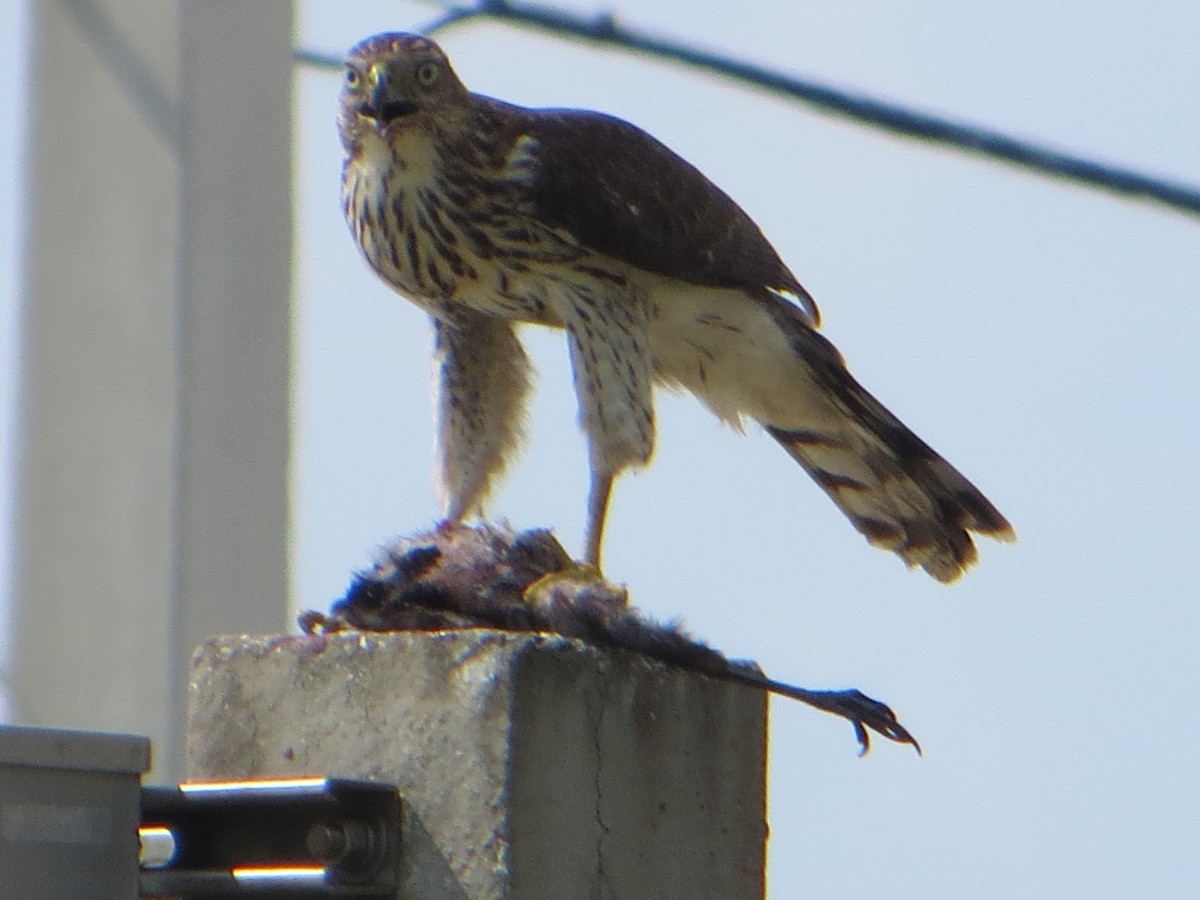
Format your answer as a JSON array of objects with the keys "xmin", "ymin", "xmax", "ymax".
[{"xmin": 487, "ymin": 99, "xmax": 818, "ymax": 323}]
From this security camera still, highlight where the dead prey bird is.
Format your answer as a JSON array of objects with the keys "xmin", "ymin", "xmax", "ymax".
[{"xmin": 301, "ymin": 525, "xmax": 919, "ymax": 754}]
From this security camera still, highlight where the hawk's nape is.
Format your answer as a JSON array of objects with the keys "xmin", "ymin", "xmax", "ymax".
[{"xmin": 338, "ymin": 31, "xmax": 1014, "ymax": 578}]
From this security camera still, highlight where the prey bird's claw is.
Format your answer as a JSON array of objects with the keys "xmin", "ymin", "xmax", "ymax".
[
  {"xmin": 756, "ymin": 680, "xmax": 921, "ymax": 755},
  {"xmin": 828, "ymin": 689, "xmax": 922, "ymax": 756}
]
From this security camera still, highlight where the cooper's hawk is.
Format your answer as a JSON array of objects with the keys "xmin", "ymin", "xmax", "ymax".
[{"xmin": 339, "ymin": 32, "xmax": 1014, "ymax": 580}]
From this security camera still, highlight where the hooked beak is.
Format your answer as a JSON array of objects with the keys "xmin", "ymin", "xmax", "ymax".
[{"xmin": 363, "ymin": 67, "xmax": 419, "ymax": 126}]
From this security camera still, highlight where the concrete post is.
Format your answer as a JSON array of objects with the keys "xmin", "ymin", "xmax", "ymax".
[
  {"xmin": 188, "ymin": 631, "xmax": 768, "ymax": 899},
  {"xmin": 10, "ymin": 0, "xmax": 292, "ymax": 780}
]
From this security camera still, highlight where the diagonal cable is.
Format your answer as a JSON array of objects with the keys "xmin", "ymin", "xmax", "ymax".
[{"xmin": 298, "ymin": 0, "xmax": 1200, "ymax": 220}]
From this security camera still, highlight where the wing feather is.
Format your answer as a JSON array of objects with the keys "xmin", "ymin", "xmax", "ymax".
[{"xmin": 475, "ymin": 97, "xmax": 819, "ymax": 324}]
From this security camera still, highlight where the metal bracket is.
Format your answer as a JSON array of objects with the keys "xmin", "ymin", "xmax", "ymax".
[{"xmin": 139, "ymin": 777, "xmax": 401, "ymax": 898}]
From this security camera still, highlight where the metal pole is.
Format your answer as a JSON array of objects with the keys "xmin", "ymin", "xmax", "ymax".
[{"xmin": 11, "ymin": 0, "xmax": 294, "ymax": 780}]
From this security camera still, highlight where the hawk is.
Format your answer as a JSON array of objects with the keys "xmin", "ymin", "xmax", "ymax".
[{"xmin": 338, "ymin": 32, "xmax": 1014, "ymax": 580}]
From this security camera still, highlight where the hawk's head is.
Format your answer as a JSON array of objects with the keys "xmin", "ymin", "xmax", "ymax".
[{"xmin": 339, "ymin": 32, "xmax": 467, "ymax": 149}]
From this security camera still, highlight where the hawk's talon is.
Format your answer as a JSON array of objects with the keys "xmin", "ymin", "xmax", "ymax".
[{"xmin": 523, "ymin": 562, "xmax": 606, "ymax": 604}]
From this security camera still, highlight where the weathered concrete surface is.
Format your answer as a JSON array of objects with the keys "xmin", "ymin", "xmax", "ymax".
[{"xmin": 189, "ymin": 630, "xmax": 767, "ymax": 899}]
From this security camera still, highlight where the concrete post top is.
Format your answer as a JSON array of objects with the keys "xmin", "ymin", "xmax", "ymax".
[
  {"xmin": 189, "ymin": 627, "xmax": 769, "ymax": 899},
  {"xmin": 191, "ymin": 628, "xmax": 703, "ymax": 708},
  {"xmin": 194, "ymin": 627, "xmax": 577, "ymax": 666}
]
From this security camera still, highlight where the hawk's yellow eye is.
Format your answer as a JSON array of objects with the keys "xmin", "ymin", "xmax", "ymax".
[
  {"xmin": 345, "ymin": 66, "xmax": 360, "ymax": 88},
  {"xmin": 416, "ymin": 62, "xmax": 439, "ymax": 87}
]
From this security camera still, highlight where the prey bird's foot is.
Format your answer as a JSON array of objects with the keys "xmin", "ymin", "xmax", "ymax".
[
  {"xmin": 736, "ymin": 665, "xmax": 921, "ymax": 754},
  {"xmin": 805, "ymin": 688, "xmax": 921, "ymax": 756}
]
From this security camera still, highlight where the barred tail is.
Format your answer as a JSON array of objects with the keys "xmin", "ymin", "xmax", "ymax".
[
  {"xmin": 765, "ymin": 318, "xmax": 1013, "ymax": 581},
  {"xmin": 767, "ymin": 414, "xmax": 1013, "ymax": 582},
  {"xmin": 648, "ymin": 285, "xmax": 1013, "ymax": 581}
]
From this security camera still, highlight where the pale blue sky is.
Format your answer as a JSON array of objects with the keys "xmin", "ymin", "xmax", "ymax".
[{"xmin": 4, "ymin": 1, "xmax": 1200, "ymax": 896}]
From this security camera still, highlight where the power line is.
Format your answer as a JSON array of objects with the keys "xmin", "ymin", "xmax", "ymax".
[{"xmin": 297, "ymin": 0, "xmax": 1200, "ymax": 221}]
